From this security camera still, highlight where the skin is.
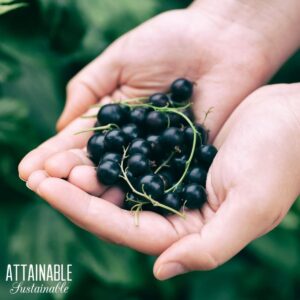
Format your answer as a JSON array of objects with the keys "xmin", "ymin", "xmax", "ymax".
[{"xmin": 19, "ymin": 0, "xmax": 300, "ymax": 280}]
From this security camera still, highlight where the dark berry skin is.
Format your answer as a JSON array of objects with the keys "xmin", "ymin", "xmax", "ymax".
[
  {"xmin": 145, "ymin": 111, "xmax": 168, "ymax": 133},
  {"xmin": 128, "ymin": 138, "xmax": 151, "ymax": 157},
  {"xmin": 182, "ymin": 183, "xmax": 207, "ymax": 209},
  {"xmin": 160, "ymin": 127, "xmax": 184, "ymax": 150},
  {"xmin": 130, "ymin": 107, "xmax": 150, "ymax": 126},
  {"xmin": 97, "ymin": 160, "xmax": 120, "ymax": 185},
  {"xmin": 167, "ymin": 112, "xmax": 182, "ymax": 127},
  {"xmin": 158, "ymin": 170, "xmax": 174, "ymax": 189},
  {"xmin": 184, "ymin": 123, "xmax": 208, "ymax": 146},
  {"xmin": 197, "ymin": 145, "xmax": 218, "ymax": 166},
  {"xmin": 149, "ymin": 93, "xmax": 169, "ymax": 107},
  {"xmin": 122, "ymin": 123, "xmax": 140, "ymax": 142},
  {"xmin": 170, "ymin": 78, "xmax": 193, "ymax": 102},
  {"xmin": 146, "ymin": 135, "xmax": 164, "ymax": 159},
  {"xmin": 139, "ymin": 174, "xmax": 164, "ymax": 199},
  {"xmin": 127, "ymin": 153, "xmax": 149, "ymax": 177},
  {"xmin": 186, "ymin": 166, "xmax": 207, "ymax": 186},
  {"xmin": 162, "ymin": 192, "xmax": 182, "ymax": 212},
  {"xmin": 87, "ymin": 133, "xmax": 106, "ymax": 165},
  {"xmin": 171, "ymin": 154, "xmax": 188, "ymax": 172},
  {"xmin": 97, "ymin": 104, "xmax": 128, "ymax": 126},
  {"xmin": 104, "ymin": 129, "xmax": 127, "ymax": 153},
  {"xmin": 101, "ymin": 152, "xmax": 121, "ymax": 164}
]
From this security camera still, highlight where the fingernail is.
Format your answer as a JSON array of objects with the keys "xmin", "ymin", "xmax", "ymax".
[
  {"xmin": 26, "ymin": 181, "xmax": 32, "ymax": 191},
  {"xmin": 19, "ymin": 175, "xmax": 26, "ymax": 182},
  {"xmin": 156, "ymin": 263, "xmax": 187, "ymax": 280}
]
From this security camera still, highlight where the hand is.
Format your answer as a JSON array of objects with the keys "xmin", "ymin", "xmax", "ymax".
[
  {"xmin": 25, "ymin": 84, "xmax": 300, "ymax": 280},
  {"xmin": 19, "ymin": 1, "xmax": 297, "ymax": 180}
]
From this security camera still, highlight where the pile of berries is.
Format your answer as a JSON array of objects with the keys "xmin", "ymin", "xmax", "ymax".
[{"xmin": 81, "ymin": 78, "xmax": 217, "ymax": 218}]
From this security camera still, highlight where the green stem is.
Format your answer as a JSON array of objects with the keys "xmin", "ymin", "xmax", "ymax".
[
  {"xmin": 91, "ymin": 97, "xmax": 149, "ymax": 108},
  {"xmin": 164, "ymin": 109, "xmax": 197, "ymax": 193},
  {"xmin": 120, "ymin": 147, "xmax": 185, "ymax": 218},
  {"xmin": 154, "ymin": 152, "xmax": 175, "ymax": 174},
  {"xmin": 74, "ymin": 123, "xmax": 118, "ymax": 135}
]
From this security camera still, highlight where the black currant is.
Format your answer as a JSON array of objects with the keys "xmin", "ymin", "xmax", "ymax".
[
  {"xmin": 167, "ymin": 112, "xmax": 182, "ymax": 127},
  {"xmin": 184, "ymin": 123, "xmax": 208, "ymax": 146},
  {"xmin": 186, "ymin": 166, "xmax": 207, "ymax": 186},
  {"xmin": 122, "ymin": 123, "xmax": 140, "ymax": 142},
  {"xmin": 128, "ymin": 138, "xmax": 151, "ymax": 157},
  {"xmin": 197, "ymin": 145, "xmax": 217, "ymax": 166},
  {"xmin": 145, "ymin": 111, "xmax": 168, "ymax": 133},
  {"xmin": 158, "ymin": 170, "xmax": 174, "ymax": 189},
  {"xmin": 97, "ymin": 160, "xmax": 120, "ymax": 185},
  {"xmin": 171, "ymin": 154, "xmax": 188, "ymax": 172},
  {"xmin": 160, "ymin": 127, "xmax": 184, "ymax": 150},
  {"xmin": 127, "ymin": 153, "xmax": 149, "ymax": 177},
  {"xmin": 139, "ymin": 173, "xmax": 165, "ymax": 199},
  {"xmin": 101, "ymin": 152, "xmax": 122, "ymax": 164},
  {"xmin": 170, "ymin": 78, "xmax": 193, "ymax": 102},
  {"xmin": 87, "ymin": 133, "xmax": 106, "ymax": 165},
  {"xmin": 149, "ymin": 93, "xmax": 169, "ymax": 107},
  {"xmin": 162, "ymin": 192, "xmax": 182, "ymax": 211},
  {"xmin": 104, "ymin": 129, "xmax": 127, "ymax": 153},
  {"xmin": 146, "ymin": 135, "xmax": 164, "ymax": 159},
  {"xmin": 97, "ymin": 104, "xmax": 128, "ymax": 126},
  {"xmin": 182, "ymin": 183, "xmax": 207, "ymax": 209},
  {"xmin": 130, "ymin": 107, "xmax": 150, "ymax": 126}
]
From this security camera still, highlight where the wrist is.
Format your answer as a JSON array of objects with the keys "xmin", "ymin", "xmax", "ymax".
[{"xmin": 189, "ymin": 0, "xmax": 300, "ymax": 74}]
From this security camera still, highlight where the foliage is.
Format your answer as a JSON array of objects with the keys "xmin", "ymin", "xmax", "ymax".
[{"xmin": 0, "ymin": 0, "xmax": 299, "ymax": 299}]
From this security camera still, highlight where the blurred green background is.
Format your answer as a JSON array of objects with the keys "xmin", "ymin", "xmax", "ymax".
[{"xmin": 1, "ymin": 1, "xmax": 300, "ymax": 299}]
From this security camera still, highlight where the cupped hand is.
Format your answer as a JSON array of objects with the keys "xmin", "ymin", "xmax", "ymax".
[
  {"xmin": 19, "ymin": 6, "xmax": 276, "ymax": 181},
  {"xmin": 25, "ymin": 84, "xmax": 300, "ymax": 280}
]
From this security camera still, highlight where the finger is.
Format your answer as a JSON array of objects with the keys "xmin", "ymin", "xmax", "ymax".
[
  {"xmin": 18, "ymin": 115, "xmax": 96, "ymax": 181},
  {"xmin": 57, "ymin": 47, "xmax": 121, "ymax": 130},
  {"xmin": 36, "ymin": 177, "xmax": 178, "ymax": 254},
  {"xmin": 45, "ymin": 149, "xmax": 93, "ymax": 178},
  {"xmin": 154, "ymin": 188, "xmax": 271, "ymax": 280},
  {"xmin": 26, "ymin": 170, "xmax": 49, "ymax": 191},
  {"xmin": 68, "ymin": 165, "xmax": 107, "ymax": 196}
]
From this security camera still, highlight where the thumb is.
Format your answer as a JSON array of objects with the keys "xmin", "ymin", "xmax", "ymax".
[
  {"xmin": 153, "ymin": 188, "xmax": 273, "ymax": 280},
  {"xmin": 57, "ymin": 48, "xmax": 121, "ymax": 131}
]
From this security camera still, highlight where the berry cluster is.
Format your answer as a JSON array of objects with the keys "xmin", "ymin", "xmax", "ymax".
[{"xmin": 80, "ymin": 78, "xmax": 217, "ymax": 218}]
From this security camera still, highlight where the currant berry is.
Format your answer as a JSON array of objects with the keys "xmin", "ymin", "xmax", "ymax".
[
  {"xmin": 184, "ymin": 123, "xmax": 208, "ymax": 146},
  {"xmin": 162, "ymin": 192, "xmax": 182, "ymax": 211},
  {"xmin": 146, "ymin": 135, "xmax": 164, "ymax": 159},
  {"xmin": 145, "ymin": 111, "xmax": 168, "ymax": 133},
  {"xmin": 139, "ymin": 173, "xmax": 164, "ymax": 199},
  {"xmin": 186, "ymin": 166, "xmax": 207, "ymax": 186},
  {"xmin": 97, "ymin": 160, "xmax": 120, "ymax": 185},
  {"xmin": 197, "ymin": 145, "xmax": 217, "ymax": 166},
  {"xmin": 130, "ymin": 107, "xmax": 150, "ymax": 126},
  {"xmin": 87, "ymin": 133, "xmax": 106, "ymax": 164},
  {"xmin": 97, "ymin": 104, "xmax": 128, "ymax": 126},
  {"xmin": 182, "ymin": 183, "xmax": 207, "ymax": 209},
  {"xmin": 160, "ymin": 127, "xmax": 184, "ymax": 150},
  {"xmin": 101, "ymin": 152, "xmax": 122, "ymax": 164},
  {"xmin": 158, "ymin": 170, "xmax": 174, "ymax": 189},
  {"xmin": 104, "ymin": 129, "xmax": 127, "ymax": 153},
  {"xmin": 149, "ymin": 93, "xmax": 169, "ymax": 107},
  {"xmin": 128, "ymin": 138, "xmax": 151, "ymax": 157},
  {"xmin": 127, "ymin": 153, "xmax": 149, "ymax": 177},
  {"xmin": 171, "ymin": 154, "xmax": 188, "ymax": 172},
  {"xmin": 170, "ymin": 78, "xmax": 193, "ymax": 102},
  {"xmin": 122, "ymin": 123, "xmax": 140, "ymax": 142}
]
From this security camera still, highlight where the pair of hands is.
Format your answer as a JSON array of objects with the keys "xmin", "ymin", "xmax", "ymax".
[{"xmin": 19, "ymin": 7, "xmax": 300, "ymax": 280}]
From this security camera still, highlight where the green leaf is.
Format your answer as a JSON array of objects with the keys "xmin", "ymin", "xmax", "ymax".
[{"xmin": 0, "ymin": 1, "xmax": 27, "ymax": 16}]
